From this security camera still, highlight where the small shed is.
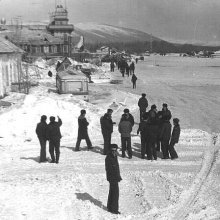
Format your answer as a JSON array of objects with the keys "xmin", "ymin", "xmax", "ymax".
[{"xmin": 56, "ymin": 69, "xmax": 89, "ymax": 101}]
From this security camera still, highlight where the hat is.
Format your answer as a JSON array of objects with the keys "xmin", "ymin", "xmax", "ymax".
[
  {"xmin": 142, "ymin": 93, "xmax": 146, "ymax": 97},
  {"xmin": 173, "ymin": 118, "xmax": 179, "ymax": 124},
  {"xmin": 81, "ymin": 109, "xmax": 86, "ymax": 115},
  {"xmin": 163, "ymin": 103, "xmax": 168, "ymax": 107},
  {"xmin": 124, "ymin": 108, "xmax": 129, "ymax": 113},
  {"xmin": 151, "ymin": 104, "xmax": 157, "ymax": 110},
  {"xmin": 50, "ymin": 116, "xmax": 55, "ymax": 122},
  {"xmin": 107, "ymin": 109, "xmax": 113, "ymax": 113},
  {"xmin": 110, "ymin": 144, "xmax": 118, "ymax": 150},
  {"xmin": 41, "ymin": 115, "xmax": 47, "ymax": 120}
]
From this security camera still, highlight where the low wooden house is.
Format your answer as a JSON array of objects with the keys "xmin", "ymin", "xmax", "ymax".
[{"xmin": 0, "ymin": 36, "xmax": 24, "ymax": 98}]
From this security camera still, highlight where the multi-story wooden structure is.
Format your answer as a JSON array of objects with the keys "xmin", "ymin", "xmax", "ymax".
[{"xmin": 47, "ymin": 4, "xmax": 74, "ymax": 36}]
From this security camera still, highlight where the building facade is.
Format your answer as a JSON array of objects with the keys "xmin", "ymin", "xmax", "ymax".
[{"xmin": 0, "ymin": 36, "xmax": 23, "ymax": 98}]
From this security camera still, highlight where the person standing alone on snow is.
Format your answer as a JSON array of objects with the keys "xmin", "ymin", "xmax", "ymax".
[
  {"xmin": 131, "ymin": 73, "xmax": 137, "ymax": 89},
  {"xmin": 36, "ymin": 115, "xmax": 48, "ymax": 163},
  {"xmin": 75, "ymin": 109, "xmax": 93, "ymax": 151},
  {"xmin": 105, "ymin": 144, "xmax": 122, "ymax": 214},
  {"xmin": 47, "ymin": 116, "xmax": 62, "ymax": 164}
]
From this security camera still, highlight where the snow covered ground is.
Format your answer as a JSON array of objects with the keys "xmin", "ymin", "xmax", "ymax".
[{"xmin": 0, "ymin": 56, "xmax": 220, "ymax": 220}]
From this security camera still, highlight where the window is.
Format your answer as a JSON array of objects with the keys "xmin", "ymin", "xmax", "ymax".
[
  {"xmin": 66, "ymin": 81, "xmax": 82, "ymax": 92},
  {"xmin": 63, "ymin": 45, "xmax": 68, "ymax": 53},
  {"xmin": 44, "ymin": 46, "xmax": 49, "ymax": 53},
  {"xmin": 36, "ymin": 46, "xmax": 41, "ymax": 53},
  {"xmin": 52, "ymin": 45, "xmax": 57, "ymax": 53}
]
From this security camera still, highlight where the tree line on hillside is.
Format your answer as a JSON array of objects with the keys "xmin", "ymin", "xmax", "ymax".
[{"xmin": 85, "ymin": 41, "xmax": 220, "ymax": 54}]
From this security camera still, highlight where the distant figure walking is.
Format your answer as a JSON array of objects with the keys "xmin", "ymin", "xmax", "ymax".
[
  {"xmin": 135, "ymin": 57, "xmax": 138, "ymax": 64},
  {"xmin": 47, "ymin": 116, "xmax": 62, "ymax": 164},
  {"xmin": 110, "ymin": 61, "xmax": 115, "ymax": 72},
  {"xmin": 75, "ymin": 109, "xmax": 93, "ymax": 151},
  {"xmin": 129, "ymin": 62, "xmax": 135, "ymax": 75},
  {"xmin": 168, "ymin": 118, "xmax": 180, "ymax": 160},
  {"xmin": 36, "ymin": 115, "xmax": 48, "ymax": 163},
  {"xmin": 138, "ymin": 93, "xmax": 148, "ymax": 121},
  {"xmin": 125, "ymin": 62, "xmax": 130, "ymax": 76},
  {"xmin": 131, "ymin": 73, "xmax": 137, "ymax": 89},
  {"xmin": 118, "ymin": 114, "xmax": 132, "ymax": 159},
  {"xmin": 105, "ymin": 144, "xmax": 122, "ymax": 214}
]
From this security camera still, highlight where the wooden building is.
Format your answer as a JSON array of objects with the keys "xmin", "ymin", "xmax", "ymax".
[{"xmin": 0, "ymin": 36, "xmax": 24, "ymax": 98}]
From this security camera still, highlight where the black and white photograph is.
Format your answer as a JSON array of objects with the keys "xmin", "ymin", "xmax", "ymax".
[{"xmin": 0, "ymin": 0, "xmax": 220, "ymax": 219}]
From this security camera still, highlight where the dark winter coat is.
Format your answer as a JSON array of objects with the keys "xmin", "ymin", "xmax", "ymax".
[
  {"xmin": 170, "ymin": 124, "xmax": 180, "ymax": 143},
  {"xmin": 148, "ymin": 109, "xmax": 159, "ymax": 125},
  {"xmin": 36, "ymin": 121, "xmax": 48, "ymax": 141},
  {"xmin": 118, "ymin": 119, "xmax": 132, "ymax": 137},
  {"xmin": 105, "ymin": 153, "xmax": 122, "ymax": 183},
  {"xmin": 159, "ymin": 121, "xmax": 171, "ymax": 141},
  {"xmin": 138, "ymin": 97, "xmax": 148, "ymax": 112},
  {"xmin": 148, "ymin": 124, "xmax": 159, "ymax": 143},
  {"xmin": 47, "ymin": 118, "xmax": 62, "ymax": 141},
  {"xmin": 120, "ymin": 113, "xmax": 134, "ymax": 127},
  {"xmin": 161, "ymin": 109, "xmax": 172, "ymax": 121},
  {"xmin": 77, "ymin": 115, "xmax": 89, "ymax": 139},
  {"xmin": 100, "ymin": 114, "xmax": 113, "ymax": 135},
  {"xmin": 130, "ymin": 62, "xmax": 135, "ymax": 71},
  {"xmin": 131, "ymin": 74, "xmax": 137, "ymax": 82}
]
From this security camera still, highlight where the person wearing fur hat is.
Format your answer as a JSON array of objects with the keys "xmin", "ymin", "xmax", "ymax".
[
  {"xmin": 36, "ymin": 115, "xmax": 48, "ymax": 163},
  {"xmin": 47, "ymin": 116, "xmax": 62, "ymax": 163},
  {"xmin": 161, "ymin": 103, "xmax": 172, "ymax": 122},
  {"xmin": 105, "ymin": 144, "xmax": 122, "ymax": 214},
  {"xmin": 148, "ymin": 104, "xmax": 159, "ymax": 125},
  {"xmin": 168, "ymin": 118, "xmax": 180, "ymax": 159}
]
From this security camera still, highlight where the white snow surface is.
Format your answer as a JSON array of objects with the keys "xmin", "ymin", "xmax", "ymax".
[{"xmin": 0, "ymin": 56, "xmax": 220, "ymax": 220}]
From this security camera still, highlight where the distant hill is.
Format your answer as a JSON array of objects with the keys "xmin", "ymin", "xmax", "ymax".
[{"xmin": 73, "ymin": 22, "xmax": 162, "ymax": 44}]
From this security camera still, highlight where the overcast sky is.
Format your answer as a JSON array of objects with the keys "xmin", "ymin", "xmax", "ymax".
[{"xmin": 1, "ymin": 0, "xmax": 220, "ymax": 44}]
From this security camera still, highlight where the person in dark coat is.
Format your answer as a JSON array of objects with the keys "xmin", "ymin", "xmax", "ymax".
[
  {"xmin": 148, "ymin": 104, "xmax": 159, "ymax": 125},
  {"xmin": 168, "ymin": 118, "xmax": 180, "ymax": 159},
  {"xmin": 125, "ymin": 62, "xmax": 130, "ymax": 76},
  {"xmin": 110, "ymin": 61, "xmax": 115, "ymax": 72},
  {"xmin": 138, "ymin": 93, "xmax": 148, "ymax": 121},
  {"xmin": 100, "ymin": 110, "xmax": 114, "ymax": 155},
  {"xmin": 36, "ymin": 115, "xmax": 48, "ymax": 163},
  {"xmin": 159, "ymin": 117, "xmax": 172, "ymax": 159},
  {"xmin": 47, "ymin": 116, "xmax": 62, "ymax": 163},
  {"xmin": 131, "ymin": 73, "xmax": 137, "ymax": 89},
  {"xmin": 137, "ymin": 112, "xmax": 150, "ymax": 159},
  {"xmin": 122, "ymin": 108, "xmax": 134, "ymax": 127},
  {"xmin": 161, "ymin": 103, "xmax": 172, "ymax": 122},
  {"xmin": 118, "ymin": 114, "xmax": 132, "ymax": 158},
  {"xmin": 147, "ymin": 123, "xmax": 159, "ymax": 160},
  {"xmin": 75, "ymin": 109, "xmax": 93, "ymax": 151},
  {"xmin": 48, "ymin": 70, "xmax": 52, "ymax": 77},
  {"xmin": 105, "ymin": 144, "xmax": 122, "ymax": 214},
  {"xmin": 129, "ymin": 62, "xmax": 135, "ymax": 74}
]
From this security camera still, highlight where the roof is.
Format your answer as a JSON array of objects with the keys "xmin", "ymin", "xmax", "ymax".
[
  {"xmin": 57, "ymin": 70, "xmax": 88, "ymax": 80},
  {"xmin": 0, "ymin": 36, "xmax": 24, "ymax": 53}
]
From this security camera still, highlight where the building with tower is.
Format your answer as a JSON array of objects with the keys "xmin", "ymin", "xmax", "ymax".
[{"xmin": 47, "ymin": 2, "xmax": 74, "ymax": 37}]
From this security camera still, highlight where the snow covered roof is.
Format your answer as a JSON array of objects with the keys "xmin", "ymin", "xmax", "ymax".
[
  {"xmin": 0, "ymin": 36, "xmax": 24, "ymax": 53},
  {"xmin": 57, "ymin": 70, "xmax": 87, "ymax": 80}
]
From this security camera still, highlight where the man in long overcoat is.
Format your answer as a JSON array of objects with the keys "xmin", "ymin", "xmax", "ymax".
[
  {"xmin": 36, "ymin": 115, "xmax": 48, "ymax": 163},
  {"xmin": 47, "ymin": 116, "xmax": 62, "ymax": 163},
  {"xmin": 75, "ymin": 109, "xmax": 93, "ymax": 151},
  {"xmin": 105, "ymin": 144, "xmax": 122, "ymax": 214},
  {"xmin": 159, "ymin": 117, "xmax": 172, "ymax": 159},
  {"xmin": 138, "ymin": 93, "xmax": 148, "ymax": 121}
]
